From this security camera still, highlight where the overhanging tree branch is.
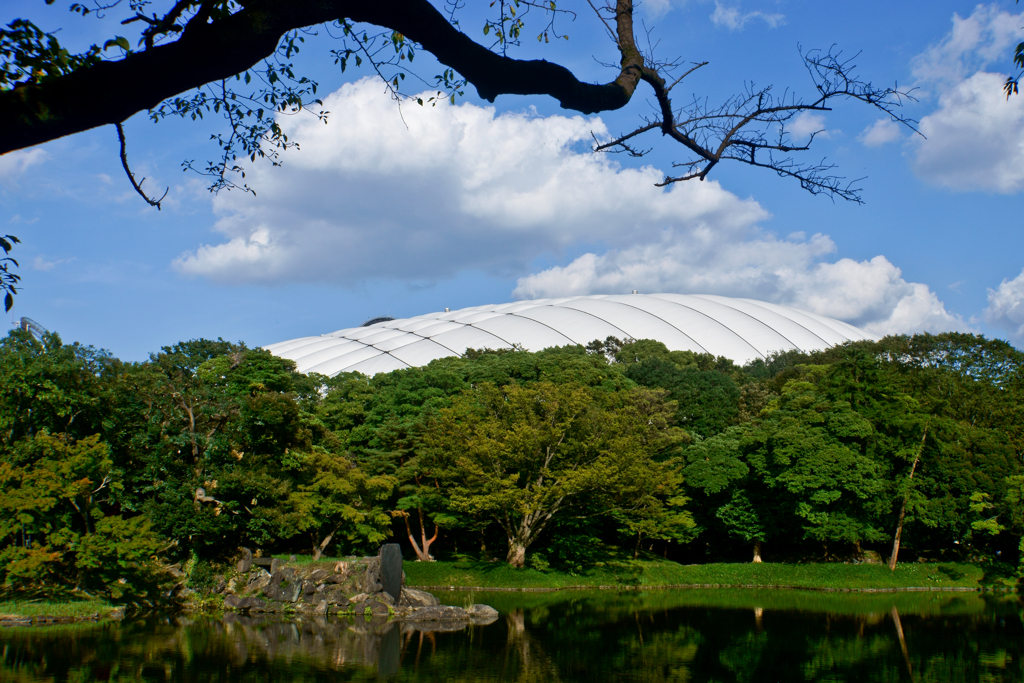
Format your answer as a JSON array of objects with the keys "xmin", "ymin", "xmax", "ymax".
[{"xmin": 1, "ymin": 0, "xmax": 647, "ymax": 156}]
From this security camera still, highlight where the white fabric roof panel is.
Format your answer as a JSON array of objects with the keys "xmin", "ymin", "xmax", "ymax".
[
  {"xmin": 266, "ymin": 294, "xmax": 879, "ymax": 376},
  {"xmin": 343, "ymin": 354, "xmax": 410, "ymax": 376},
  {"xmin": 429, "ymin": 326, "xmax": 513, "ymax": 352}
]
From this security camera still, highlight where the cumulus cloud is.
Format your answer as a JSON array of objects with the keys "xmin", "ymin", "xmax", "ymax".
[
  {"xmin": 0, "ymin": 149, "xmax": 48, "ymax": 185},
  {"xmin": 985, "ymin": 269, "xmax": 1024, "ymax": 344},
  {"xmin": 859, "ymin": 119, "xmax": 902, "ymax": 147},
  {"xmin": 912, "ymin": 72, "xmax": 1024, "ymax": 192},
  {"xmin": 910, "ymin": 4, "xmax": 1024, "ymax": 192},
  {"xmin": 787, "ymin": 112, "xmax": 827, "ymax": 141},
  {"xmin": 178, "ymin": 78, "xmax": 965, "ymax": 338},
  {"xmin": 911, "ymin": 4, "xmax": 1024, "ymax": 91},
  {"xmin": 175, "ymin": 78, "xmax": 766, "ymax": 284},
  {"xmin": 710, "ymin": 1, "xmax": 784, "ymax": 30},
  {"xmin": 513, "ymin": 235, "xmax": 968, "ymax": 337}
]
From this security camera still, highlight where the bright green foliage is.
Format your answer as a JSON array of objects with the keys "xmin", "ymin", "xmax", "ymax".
[
  {"xmin": 295, "ymin": 449, "xmax": 396, "ymax": 559},
  {"xmin": 2, "ymin": 327, "xmax": 1023, "ymax": 599},
  {"xmin": 0, "ymin": 432, "xmax": 165, "ymax": 601},
  {"xmin": 427, "ymin": 381, "xmax": 687, "ymax": 567}
]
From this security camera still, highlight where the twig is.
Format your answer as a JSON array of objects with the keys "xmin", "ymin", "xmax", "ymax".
[{"xmin": 115, "ymin": 122, "xmax": 168, "ymax": 210}]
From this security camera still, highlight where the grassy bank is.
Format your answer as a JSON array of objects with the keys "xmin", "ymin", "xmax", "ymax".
[
  {"xmin": 0, "ymin": 598, "xmax": 120, "ymax": 622},
  {"xmin": 405, "ymin": 559, "xmax": 1014, "ymax": 591}
]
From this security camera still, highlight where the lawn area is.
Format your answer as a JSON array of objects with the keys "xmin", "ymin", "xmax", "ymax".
[
  {"xmin": 404, "ymin": 559, "xmax": 1010, "ymax": 591},
  {"xmin": 0, "ymin": 598, "xmax": 117, "ymax": 620}
]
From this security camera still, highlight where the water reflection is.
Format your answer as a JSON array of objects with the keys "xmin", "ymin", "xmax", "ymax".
[{"xmin": 2, "ymin": 590, "xmax": 1023, "ymax": 682}]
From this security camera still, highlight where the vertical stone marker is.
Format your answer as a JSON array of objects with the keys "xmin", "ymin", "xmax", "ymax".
[{"xmin": 380, "ymin": 543, "xmax": 402, "ymax": 602}]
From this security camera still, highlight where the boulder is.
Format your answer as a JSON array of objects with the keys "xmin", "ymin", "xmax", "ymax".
[
  {"xmin": 405, "ymin": 605, "xmax": 471, "ymax": 621},
  {"xmin": 224, "ymin": 594, "xmax": 270, "ymax": 612},
  {"xmin": 361, "ymin": 558, "xmax": 383, "ymax": 594},
  {"xmin": 263, "ymin": 569, "xmax": 301, "ymax": 603},
  {"xmin": 307, "ymin": 569, "xmax": 330, "ymax": 583},
  {"xmin": 466, "ymin": 604, "xmax": 500, "ymax": 625},
  {"xmin": 380, "ymin": 543, "xmax": 403, "ymax": 601},
  {"xmin": 466, "ymin": 604, "xmax": 499, "ymax": 618},
  {"xmin": 399, "ymin": 588, "xmax": 440, "ymax": 608},
  {"xmin": 314, "ymin": 600, "xmax": 328, "ymax": 616},
  {"xmin": 236, "ymin": 547, "xmax": 253, "ymax": 573},
  {"xmin": 323, "ymin": 585, "xmax": 350, "ymax": 606},
  {"xmin": 247, "ymin": 568, "xmax": 271, "ymax": 594}
]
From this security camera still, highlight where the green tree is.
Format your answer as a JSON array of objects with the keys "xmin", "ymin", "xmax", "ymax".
[{"xmin": 427, "ymin": 381, "xmax": 685, "ymax": 567}]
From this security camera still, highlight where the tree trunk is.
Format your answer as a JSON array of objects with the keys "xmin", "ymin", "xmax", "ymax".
[
  {"xmin": 889, "ymin": 425, "xmax": 928, "ymax": 571},
  {"xmin": 507, "ymin": 541, "xmax": 527, "ymax": 569},
  {"xmin": 752, "ymin": 540, "xmax": 763, "ymax": 563},
  {"xmin": 312, "ymin": 526, "xmax": 337, "ymax": 562},
  {"xmin": 403, "ymin": 509, "xmax": 439, "ymax": 562}
]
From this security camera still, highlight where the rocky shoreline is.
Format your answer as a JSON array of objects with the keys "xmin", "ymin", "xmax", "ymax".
[{"xmin": 221, "ymin": 547, "xmax": 497, "ymax": 624}]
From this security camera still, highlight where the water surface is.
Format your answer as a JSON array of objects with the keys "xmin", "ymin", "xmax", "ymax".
[{"xmin": 2, "ymin": 589, "xmax": 1021, "ymax": 682}]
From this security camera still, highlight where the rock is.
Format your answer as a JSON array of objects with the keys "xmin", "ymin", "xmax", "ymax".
[
  {"xmin": 375, "ymin": 590, "xmax": 396, "ymax": 607},
  {"xmin": 314, "ymin": 600, "xmax": 328, "ymax": 616},
  {"xmin": 247, "ymin": 568, "xmax": 271, "ymax": 593},
  {"xmin": 323, "ymin": 585, "xmax": 349, "ymax": 605},
  {"xmin": 270, "ymin": 558, "xmax": 284, "ymax": 575},
  {"xmin": 362, "ymin": 557, "xmax": 383, "ymax": 594},
  {"xmin": 236, "ymin": 547, "xmax": 253, "ymax": 573},
  {"xmin": 399, "ymin": 588, "xmax": 440, "ymax": 608},
  {"xmin": 225, "ymin": 594, "xmax": 270, "ymax": 612},
  {"xmin": 348, "ymin": 592, "xmax": 370, "ymax": 605},
  {"xmin": 380, "ymin": 543, "xmax": 403, "ymax": 601},
  {"xmin": 263, "ymin": 569, "xmax": 301, "ymax": 603},
  {"xmin": 466, "ymin": 604, "xmax": 499, "ymax": 618},
  {"xmin": 301, "ymin": 580, "xmax": 317, "ymax": 597},
  {"xmin": 466, "ymin": 604, "xmax": 499, "ymax": 625},
  {"xmin": 405, "ymin": 605, "xmax": 470, "ymax": 621},
  {"xmin": 307, "ymin": 569, "xmax": 329, "ymax": 583}
]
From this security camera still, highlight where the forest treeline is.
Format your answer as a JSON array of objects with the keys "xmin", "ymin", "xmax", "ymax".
[{"xmin": 1, "ymin": 328, "xmax": 1023, "ymax": 603}]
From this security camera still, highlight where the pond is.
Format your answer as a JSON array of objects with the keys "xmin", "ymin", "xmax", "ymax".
[{"xmin": 3, "ymin": 589, "xmax": 1022, "ymax": 682}]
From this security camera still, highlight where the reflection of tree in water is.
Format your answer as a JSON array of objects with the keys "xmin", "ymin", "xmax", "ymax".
[
  {"xmin": 501, "ymin": 608, "xmax": 560, "ymax": 682},
  {"xmin": 2, "ymin": 595, "xmax": 1023, "ymax": 682}
]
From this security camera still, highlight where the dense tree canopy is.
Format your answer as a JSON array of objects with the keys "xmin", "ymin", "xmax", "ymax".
[{"xmin": 2, "ymin": 328, "xmax": 1022, "ymax": 604}]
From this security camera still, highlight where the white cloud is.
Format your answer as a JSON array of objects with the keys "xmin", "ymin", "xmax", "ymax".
[
  {"xmin": 788, "ymin": 112, "xmax": 832, "ymax": 141},
  {"xmin": 710, "ymin": 1, "xmax": 784, "ymax": 30},
  {"xmin": 859, "ymin": 119, "xmax": 902, "ymax": 147},
  {"xmin": 908, "ymin": 4, "xmax": 1024, "ymax": 192},
  {"xmin": 32, "ymin": 255, "xmax": 74, "ymax": 271},
  {"xmin": 513, "ymin": 238, "xmax": 969, "ymax": 337},
  {"xmin": 985, "ymin": 268, "xmax": 1024, "ymax": 344},
  {"xmin": 640, "ymin": 0, "xmax": 673, "ymax": 19},
  {"xmin": 0, "ymin": 149, "xmax": 48, "ymax": 185},
  {"xmin": 911, "ymin": 4, "xmax": 1024, "ymax": 92},
  {"xmin": 177, "ymin": 78, "xmax": 965, "ymax": 338},
  {"xmin": 175, "ymin": 78, "xmax": 766, "ymax": 284},
  {"xmin": 912, "ymin": 71, "xmax": 1024, "ymax": 192}
]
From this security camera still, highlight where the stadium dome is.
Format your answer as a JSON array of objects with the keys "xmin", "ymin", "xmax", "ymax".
[{"xmin": 264, "ymin": 294, "xmax": 877, "ymax": 376}]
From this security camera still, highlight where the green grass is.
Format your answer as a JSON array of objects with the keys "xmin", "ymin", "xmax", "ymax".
[
  {"xmin": 404, "ymin": 559, "xmax": 1007, "ymax": 592},
  {"xmin": 0, "ymin": 597, "xmax": 115, "ymax": 620}
]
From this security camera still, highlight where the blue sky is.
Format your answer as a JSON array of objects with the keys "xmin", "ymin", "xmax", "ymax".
[{"xmin": 2, "ymin": 0, "xmax": 1023, "ymax": 360}]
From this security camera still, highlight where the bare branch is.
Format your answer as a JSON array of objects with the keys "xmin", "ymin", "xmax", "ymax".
[
  {"xmin": 599, "ymin": 44, "xmax": 918, "ymax": 200},
  {"xmin": 116, "ymin": 123, "xmax": 169, "ymax": 209}
]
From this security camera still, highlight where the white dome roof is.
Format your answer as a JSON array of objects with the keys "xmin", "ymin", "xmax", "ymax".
[{"xmin": 264, "ymin": 294, "xmax": 877, "ymax": 376}]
